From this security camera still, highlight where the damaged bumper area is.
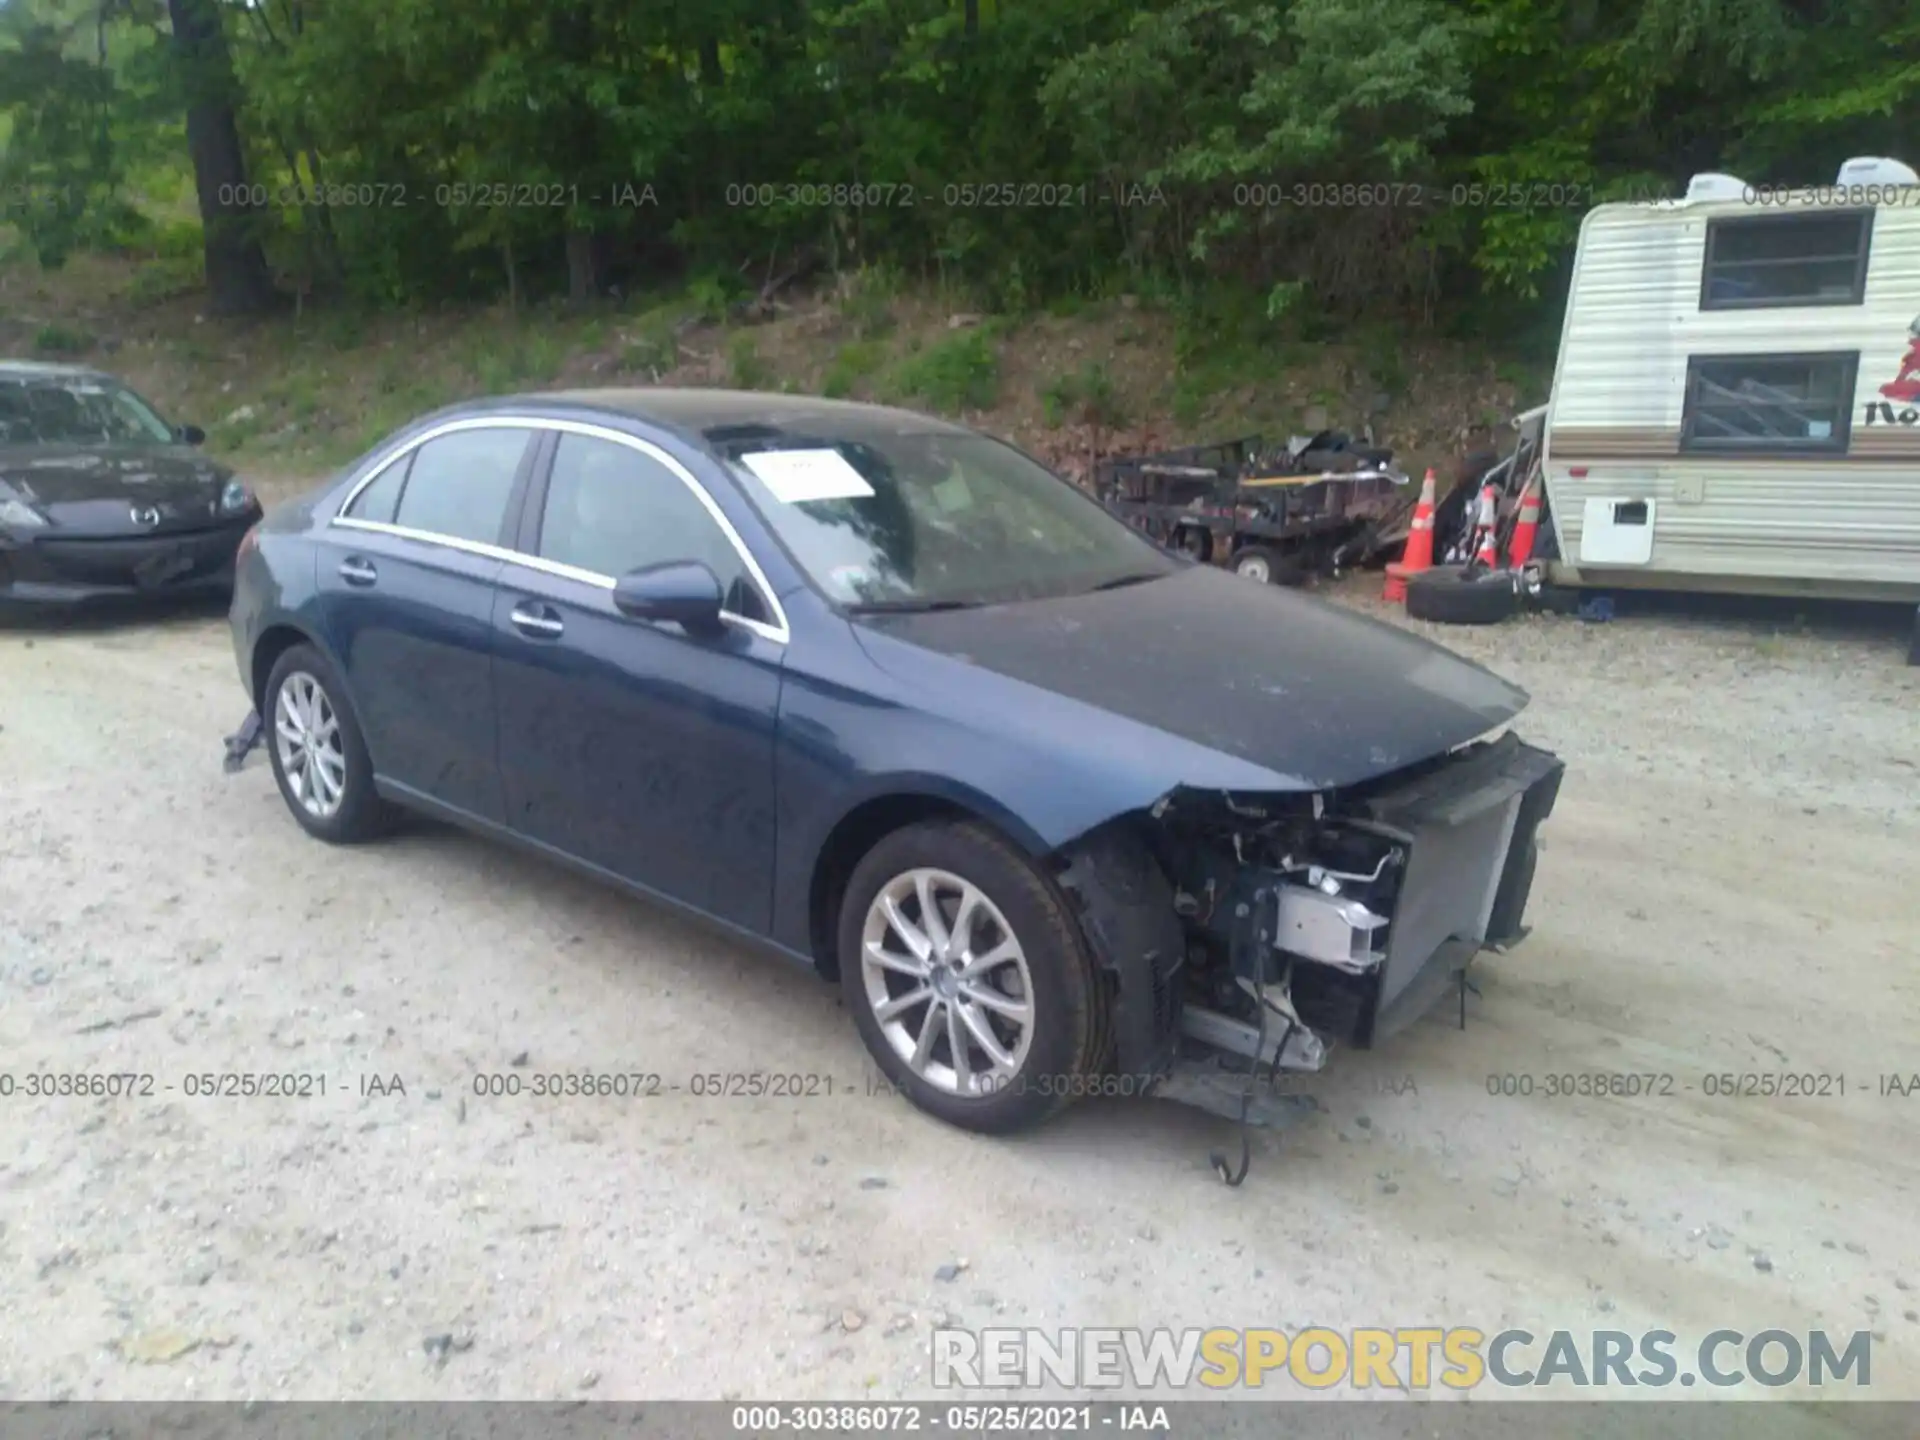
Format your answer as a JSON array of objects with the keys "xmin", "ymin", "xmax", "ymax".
[{"xmin": 1060, "ymin": 731, "xmax": 1563, "ymax": 1112}]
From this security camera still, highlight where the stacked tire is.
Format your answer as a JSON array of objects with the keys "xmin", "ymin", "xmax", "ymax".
[{"xmin": 1404, "ymin": 565, "xmax": 1518, "ymax": 625}]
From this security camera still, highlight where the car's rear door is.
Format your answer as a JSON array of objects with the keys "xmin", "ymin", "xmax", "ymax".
[
  {"xmin": 491, "ymin": 425, "xmax": 787, "ymax": 932},
  {"xmin": 317, "ymin": 421, "xmax": 543, "ymax": 824}
]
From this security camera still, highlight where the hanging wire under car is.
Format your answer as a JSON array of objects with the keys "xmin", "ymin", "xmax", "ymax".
[{"xmin": 1208, "ymin": 962, "xmax": 1297, "ymax": 1187}]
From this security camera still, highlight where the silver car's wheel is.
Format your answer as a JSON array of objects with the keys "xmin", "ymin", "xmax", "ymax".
[
  {"xmin": 273, "ymin": 670, "xmax": 347, "ymax": 820},
  {"xmin": 859, "ymin": 867, "xmax": 1036, "ymax": 1097},
  {"xmin": 1234, "ymin": 552, "xmax": 1271, "ymax": 582}
]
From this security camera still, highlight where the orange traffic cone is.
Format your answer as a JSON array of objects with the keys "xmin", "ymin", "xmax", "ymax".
[
  {"xmin": 1506, "ymin": 474, "xmax": 1541, "ymax": 568},
  {"xmin": 1386, "ymin": 469, "xmax": 1439, "ymax": 600},
  {"xmin": 1390, "ymin": 474, "xmax": 1436, "ymax": 602},
  {"xmin": 1403, "ymin": 469, "xmax": 1438, "ymax": 572},
  {"xmin": 1472, "ymin": 483, "xmax": 1500, "ymax": 569}
]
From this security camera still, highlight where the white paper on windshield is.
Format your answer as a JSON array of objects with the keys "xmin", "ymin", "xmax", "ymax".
[{"xmin": 742, "ymin": 448, "xmax": 874, "ymax": 503}]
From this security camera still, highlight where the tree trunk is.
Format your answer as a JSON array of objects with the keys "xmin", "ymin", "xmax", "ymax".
[
  {"xmin": 565, "ymin": 230, "xmax": 597, "ymax": 303},
  {"xmin": 167, "ymin": 0, "xmax": 278, "ymax": 315}
]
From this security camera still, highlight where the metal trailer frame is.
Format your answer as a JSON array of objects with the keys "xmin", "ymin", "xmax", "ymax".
[{"xmin": 1094, "ymin": 435, "xmax": 1410, "ymax": 581}]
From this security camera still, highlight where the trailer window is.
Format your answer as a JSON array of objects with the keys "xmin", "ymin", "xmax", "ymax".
[
  {"xmin": 1700, "ymin": 211, "xmax": 1872, "ymax": 309},
  {"xmin": 1680, "ymin": 352, "xmax": 1858, "ymax": 453}
]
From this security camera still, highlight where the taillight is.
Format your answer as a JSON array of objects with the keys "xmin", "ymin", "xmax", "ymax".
[{"xmin": 237, "ymin": 522, "xmax": 263, "ymax": 559}]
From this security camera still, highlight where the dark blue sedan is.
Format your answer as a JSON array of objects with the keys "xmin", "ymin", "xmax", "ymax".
[{"xmin": 228, "ymin": 390, "xmax": 1562, "ymax": 1133}]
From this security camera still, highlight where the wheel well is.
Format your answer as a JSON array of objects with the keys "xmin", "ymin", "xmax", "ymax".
[
  {"xmin": 249, "ymin": 624, "xmax": 313, "ymax": 712},
  {"xmin": 808, "ymin": 794, "xmax": 978, "ymax": 980}
]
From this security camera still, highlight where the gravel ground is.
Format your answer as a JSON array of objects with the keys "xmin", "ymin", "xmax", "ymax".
[{"xmin": 1, "ymin": 580, "xmax": 1917, "ymax": 1404}]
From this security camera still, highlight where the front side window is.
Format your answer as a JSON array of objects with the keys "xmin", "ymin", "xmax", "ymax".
[
  {"xmin": 390, "ymin": 427, "xmax": 530, "ymax": 545},
  {"xmin": 0, "ymin": 376, "xmax": 176, "ymax": 446},
  {"xmin": 1680, "ymin": 352, "xmax": 1858, "ymax": 453},
  {"xmin": 536, "ymin": 434, "xmax": 766, "ymax": 620},
  {"xmin": 718, "ymin": 429, "xmax": 1173, "ymax": 609},
  {"xmin": 1701, "ymin": 212, "xmax": 1872, "ymax": 310}
]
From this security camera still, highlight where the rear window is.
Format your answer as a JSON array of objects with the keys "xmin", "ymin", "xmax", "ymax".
[{"xmin": 343, "ymin": 455, "xmax": 411, "ymax": 524}]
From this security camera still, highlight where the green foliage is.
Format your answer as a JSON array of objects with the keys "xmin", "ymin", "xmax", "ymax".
[
  {"xmin": 727, "ymin": 333, "xmax": 772, "ymax": 389},
  {"xmin": 822, "ymin": 339, "xmax": 886, "ymax": 397},
  {"xmin": 3, "ymin": 0, "xmax": 1915, "ymax": 332},
  {"xmin": 888, "ymin": 329, "xmax": 1002, "ymax": 413},
  {"xmin": 837, "ymin": 266, "xmax": 901, "ymax": 340},
  {"xmin": 620, "ymin": 326, "xmax": 680, "ymax": 377},
  {"xmin": 33, "ymin": 322, "xmax": 94, "ymax": 355},
  {"xmin": 471, "ymin": 330, "xmax": 565, "ymax": 392},
  {"xmin": 1040, "ymin": 360, "xmax": 1126, "ymax": 429},
  {"xmin": 688, "ymin": 272, "xmax": 746, "ymax": 324},
  {"xmin": 0, "ymin": 9, "xmax": 123, "ymax": 268}
]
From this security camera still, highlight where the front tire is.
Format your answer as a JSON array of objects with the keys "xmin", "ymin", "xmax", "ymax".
[
  {"xmin": 1232, "ymin": 545, "xmax": 1303, "ymax": 586},
  {"xmin": 263, "ymin": 644, "xmax": 393, "ymax": 843},
  {"xmin": 838, "ymin": 821, "xmax": 1105, "ymax": 1134}
]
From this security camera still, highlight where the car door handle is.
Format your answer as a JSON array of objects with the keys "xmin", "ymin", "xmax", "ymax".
[
  {"xmin": 509, "ymin": 602, "xmax": 564, "ymax": 638},
  {"xmin": 338, "ymin": 556, "xmax": 378, "ymax": 587}
]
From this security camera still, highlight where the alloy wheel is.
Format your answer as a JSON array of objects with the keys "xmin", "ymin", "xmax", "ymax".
[
  {"xmin": 859, "ymin": 867, "xmax": 1035, "ymax": 1097},
  {"xmin": 273, "ymin": 671, "xmax": 347, "ymax": 820}
]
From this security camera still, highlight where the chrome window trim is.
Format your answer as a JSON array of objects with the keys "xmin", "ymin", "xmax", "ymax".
[{"xmin": 330, "ymin": 414, "xmax": 791, "ymax": 645}]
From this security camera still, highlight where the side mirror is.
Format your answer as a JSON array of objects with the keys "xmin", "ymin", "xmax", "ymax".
[
  {"xmin": 611, "ymin": 560, "xmax": 726, "ymax": 634},
  {"xmin": 176, "ymin": 424, "xmax": 206, "ymax": 446}
]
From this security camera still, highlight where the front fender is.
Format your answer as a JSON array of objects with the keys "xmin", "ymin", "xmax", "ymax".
[{"xmin": 767, "ymin": 644, "xmax": 1292, "ymax": 960}]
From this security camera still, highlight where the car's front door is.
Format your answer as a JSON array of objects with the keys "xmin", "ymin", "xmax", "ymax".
[
  {"xmin": 317, "ymin": 422, "xmax": 540, "ymax": 823},
  {"xmin": 492, "ymin": 427, "xmax": 787, "ymax": 932}
]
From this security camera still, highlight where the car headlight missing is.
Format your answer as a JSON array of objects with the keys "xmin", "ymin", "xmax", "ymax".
[
  {"xmin": 0, "ymin": 496, "xmax": 48, "ymax": 530},
  {"xmin": 220, "ymin": 478, "xmax": 256, "ymax": 514}
]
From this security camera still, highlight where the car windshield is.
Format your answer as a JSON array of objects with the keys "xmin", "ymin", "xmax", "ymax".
[
  {"xmin": 0, "ymin": 376, "xmax": 176, "ymax": 446},
  {"xmin": 720, "ymin": 428, "xmax": 1174, "ymax": 608}
]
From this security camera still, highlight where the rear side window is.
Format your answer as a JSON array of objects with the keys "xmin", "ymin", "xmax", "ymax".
[
  {"xmin": 391, "ymin": 427, "xmax": 531, "ymax": 546},
  {"xmin": 1700, "ymin": 211, "xmax": 1872, "ymax": 309},
  {"xmin": 343, "ymin": 454, "xmax": 411, "ymax": 524}
]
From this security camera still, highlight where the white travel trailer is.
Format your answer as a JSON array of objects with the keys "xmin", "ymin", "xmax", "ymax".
[{"xmin": 1537, "ymin": 156, "xmax": 1920, "ymax": 607}]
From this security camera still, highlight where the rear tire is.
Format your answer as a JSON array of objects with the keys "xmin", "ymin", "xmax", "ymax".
[
  {"xmin": 838, "ymin": 820, "xmax": 1104, "ymax": 1134},
  {"xmin": 1405, "ymin": 565, "xmax": 1518, "ymax": 625},
  {"xmin": 1174, "ymin": 525, "xmax": 1214, "ymax": 563},
  {"xmin": 262, "ymin": 644, "xmax": 395, "ymax": 843}
]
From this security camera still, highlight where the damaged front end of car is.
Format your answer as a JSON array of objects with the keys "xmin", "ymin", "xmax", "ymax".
[{"xmin": 1059, "ymin": 729, "xmax": 1564, "ymax": 1128}]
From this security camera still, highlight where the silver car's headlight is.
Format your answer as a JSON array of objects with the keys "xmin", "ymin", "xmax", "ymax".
[
  {"xmin": 0, "ymin": 496, "xmax": 48, "ymax": 529},
  {"xmin": 219, "ymin": 478, "xmax": 256, "ymax": 514}
]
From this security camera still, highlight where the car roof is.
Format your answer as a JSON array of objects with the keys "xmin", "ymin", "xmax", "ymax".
[
  {"xmin": 508, "ymin": 387, "xmax": 974, "ymax": 448},
  {"xmin": 0, "ymin": 360, "xmax": 114, "ymax": 382}
]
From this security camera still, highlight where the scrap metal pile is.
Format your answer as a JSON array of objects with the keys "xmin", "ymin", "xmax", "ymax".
[
  {"xmin": 1377, "ymin": 404, "xmax": 1555, "ymax": 627},
  {"xmin": 1092, "ymin": 431, "xmax": 1412, "ymax": 586}
]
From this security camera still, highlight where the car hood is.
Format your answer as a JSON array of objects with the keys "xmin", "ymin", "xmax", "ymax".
[
  {"xmin": 850, "ymin": 564, "xmax": 1530, "ymax": 792},
  {"xmin": 0, "ymin": 444, "xmax": 236, "ymax": 534}
]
